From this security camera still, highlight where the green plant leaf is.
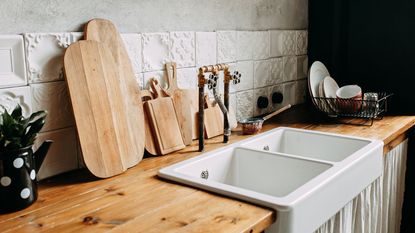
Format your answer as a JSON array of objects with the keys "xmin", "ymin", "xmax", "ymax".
[{"xmin": 11, "ymin": 105, "xmax": 22, "ymax": 119}]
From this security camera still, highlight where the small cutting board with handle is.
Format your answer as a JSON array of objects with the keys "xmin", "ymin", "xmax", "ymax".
[
  {"xmin": 141, "ymin": 90, "xmax": 157, "ymax": 156},
  {"xmin": 164, "ymin": 62, "xmax": 196, "ymax": 145},
  {"xmin": 204, "ymin": 96, "xmax": 224, "ymax": 139},
  {"xmin": 84, "ymin": 18, "xmax": 145, "ymax": 168},
  {"xmin": 145, "ymin": 79, "xmax": 185, "ymax": 155},
  {"xmin": 64, "ymin": 40, "xmax": 132, "ymax": 178}
]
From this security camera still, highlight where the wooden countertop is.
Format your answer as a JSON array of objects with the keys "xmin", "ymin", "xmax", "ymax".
[{"xmin": 1, "ymin": 105, "xmax": 415, "ymax": 233}]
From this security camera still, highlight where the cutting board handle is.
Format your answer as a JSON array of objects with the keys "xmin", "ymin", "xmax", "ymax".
[
  {"xmin": 150, "ymin": 79, "xmax": 165, "ymax": 99},
  {"xmin": 165, "ymin": 62, "xmax": 178, "ymax": 90}
]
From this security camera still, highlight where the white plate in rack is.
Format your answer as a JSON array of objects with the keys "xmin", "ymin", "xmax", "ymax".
[{"xmin": 308, "ymin": 61, "xmax": 330, "ymax": 110}]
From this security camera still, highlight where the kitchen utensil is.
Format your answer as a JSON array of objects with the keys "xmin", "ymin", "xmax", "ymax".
[
  {"xmin": 141, "ymin": 90, "xmax": 157, "ymax": 156},
  {"xmin": 64, "ymin": 40, "xmax": 133, "ymax": 178},
  {"xmin": 240, "ymin": 104, "xmax": 292, "ymax": 135},
  {"xmin": 204, "ymin": 96, "xmax": 224, "ymax": 139},
  {"xmin": 164, "ymin": 62, "xmax": 194, "ymax": 145},
  {"xmin": 336, "ymin": 85, "xmax": 363, "ymax": 113},
  {"xmin": 145, "ymin": 79, "xmax": 185, "ymax": 155},
  {"xmin": 84, "ymin": 18, "xmax": 145, "ymax": 168}
]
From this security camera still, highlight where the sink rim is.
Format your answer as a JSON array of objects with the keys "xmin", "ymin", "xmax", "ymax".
[{"xmin": 158, "ymin": 127, "xmax": 383, "ymax": 209}]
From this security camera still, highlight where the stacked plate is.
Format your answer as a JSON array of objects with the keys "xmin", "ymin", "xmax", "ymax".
[{"xmin": 308, "ymin": 61, "xmax": 340, "ymax": 113}]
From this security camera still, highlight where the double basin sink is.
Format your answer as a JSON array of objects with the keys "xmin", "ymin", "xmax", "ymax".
[{"xmin": 158, "ymin": 127, "xmax": 383, "ymax": 233}]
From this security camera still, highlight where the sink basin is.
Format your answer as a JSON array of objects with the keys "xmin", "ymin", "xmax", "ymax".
[{"xmin": 158, "ymin": 127, "xmax": 383, "ymax": 233}]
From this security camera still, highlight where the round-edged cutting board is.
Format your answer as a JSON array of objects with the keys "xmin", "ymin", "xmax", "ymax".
[
  {"xmin": 64, "ymin": 40, "xmax": 140, "ymax": 178},
  {"xmin": 84, "ymin": 19, "xmax": 145, "ymax": 168}
]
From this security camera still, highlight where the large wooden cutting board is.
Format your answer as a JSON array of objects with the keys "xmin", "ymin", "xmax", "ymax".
[
  {"xmin": 141, "ymin": 90, "xmax": 157, "ymax": 156},
  {"xmin": 64, "ymin": 40, "xmax": 135, "ymax": 178},
  {"xmin": 164, "ymin": 62, "xmax": 198, "ymax": 144},
  {"xmin": 145, "ymin": 79, "xmax": 185, "ymax": 155},
  {"xmin": 84, "ymin": 18, "xmax": 145, "ymax": 168}
]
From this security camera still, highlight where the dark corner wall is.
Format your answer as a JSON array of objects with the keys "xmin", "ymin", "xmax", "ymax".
[{"xmin": 309, "ymin": 1, "xmax": 415, "ymax": 232}]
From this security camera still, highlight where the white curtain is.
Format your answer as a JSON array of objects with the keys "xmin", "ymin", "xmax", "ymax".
[{"xmin": 315, "ymin": 139, "xmax": 408, "ymax": 233}]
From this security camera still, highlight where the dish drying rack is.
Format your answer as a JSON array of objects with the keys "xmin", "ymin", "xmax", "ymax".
[{"xmin": 312, "ymin": 92, "xmax": 393, "ymax": 126}]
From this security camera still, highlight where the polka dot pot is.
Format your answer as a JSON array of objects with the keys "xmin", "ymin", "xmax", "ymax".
[{"xmin": 0, "ymin": 141, "xmax": 52, "ymax": 213}]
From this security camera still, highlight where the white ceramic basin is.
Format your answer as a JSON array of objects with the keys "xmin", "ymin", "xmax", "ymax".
[{"xmin": 158, "ymin": 127, "xmax": 383, "ymax": 233}]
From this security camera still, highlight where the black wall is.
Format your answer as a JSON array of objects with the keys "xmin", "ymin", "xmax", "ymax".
[
  {"xmin": 309, "ymin": 1, "xmax": 415, "ymax": 232},
  {"xmin": 309, "ymin": 0, "xmax": 415, "ymax": 114}
]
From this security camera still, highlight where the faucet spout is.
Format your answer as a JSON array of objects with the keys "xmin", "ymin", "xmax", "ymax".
[{"xmin": 212, "ymin": 87, "xmax": 231, "ymax": 141}]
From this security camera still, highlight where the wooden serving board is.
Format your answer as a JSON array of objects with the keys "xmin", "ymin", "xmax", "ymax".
[
  {"xmin": 145, "ymin": 79, "xmax": 185, "ymax": 155},
  {"xmin": 64, "ymin": 40, "xmax": 133, "ymax": 178},
  {"xmin": 141, "ymin": 90, "xmax": 157, "ymax": 156},
  {"xmin": 84, "ymin": 18, "xmax": 145, "ymax": 168},
  {"xmin": 164, "ymin": 62, "xmax": 196, "ymax": 145},
  {"xmin": 204, "ymin": 96, "xmax": 224, "ymax": 139}
]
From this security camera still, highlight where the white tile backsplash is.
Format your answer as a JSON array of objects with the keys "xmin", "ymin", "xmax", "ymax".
[
  {"xmin": 196, "ymin": 32, "xmax": 217, "ymax": 67},
  {"xmin": 121, "ymin": 33, "xmax": 143, "ymax": 74},
  {"xmin": 177, "ymin": 67, "xmax": 198, "ymax": 89},
  {"xmin": 236, "ymin": 89, "xmax": 254, "ymax": 121},
  {"xmin": 230, "ymin": 61, "xmax": 254, "ymax": 93},
  {"xmin": 170, "ymin": 31, "xmax": 195, "ymax": 68},
  {"xmin": 25, "ymin": 33, "xmax": 81, "ymax": 83},
  {"xmin": 252, "ymin": 31, "xmax": 270, "ymax": 60},
  {"xmin": 0, "ymin": 28, "xmax": 307, "ymax": 179},
  {"xmin": 0, "ymin": 35, "xmax": 27, "ymax": 88},
  {"xmin": 270, "ymin": 57, "xmax": 283, "ymax": 85},
  {"xmin": 35, "ymin": 127, "xmax": 78, "ymax": 179},
  {"xmin": 283, "ymin": 56, "xmax": 297, "ymax": 82},
  {"xmin": 254, "ymin": 60, "xmax": 271, "ymax": 88},
  {"xmin": 30, "ymin": 81, "xmax": 74, "ymax": 132},
  {"xmin": 0, "ymin": 86, "xmax": 32, "ymax": 116},
  {"xmin": 142, "ymin": 33, "xmax": 170, "ymax": 72},
  {"xmin": 237, "ymin": 31, "xmax": 253, "ymax": 61},
  {"xmin": 217, "ymin": 31, "xmax": 237, "ymax": 63}
]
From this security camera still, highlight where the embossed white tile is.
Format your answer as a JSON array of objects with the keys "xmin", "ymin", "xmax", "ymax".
[
  {"xmin": 295, "ymin": 79, "xmax": 308, "ymax": 104},
  {"xmin": 170, "ymin": 31, "xmax": 195, "ymax": 68},
  {"xmin": 195, "ymin": 32, "xmax": 217, "ymax": 67},
  {"xmin": 296, "ymin": 30, "xmax": 308, "ymax": 55},
  {"xmin": 270, "ymin": 57, "xmax": 283, "ymax": 85},
  {"xmin": 0, "ymin": 35, "xmax": 27, "ymax": 88},
  {"xmin": 270, "ymin": 30, "xmax": 297, "ymax": 57},
  {"xmin": 121, "ymin": 33, "xmax": 142, "ymax": 74},
  {"xmin": 25, "ymin": 33, "xmax": 82, "ymax": 83},
  {"xmin": 236, "ymin": 89, "xmax": 254, "ymax": 121},
  {"xmin": 35, "ymin": 127, "xmax": 78, "ymax": 180},
  {"xmin": 283, "ymin": 56, "xmax": 297, "ymax": 82},
  {"xmin": 30, "ymin": 81, "xmax": 74, "ymax": 132},
  {"xmin": 269, "ymin": 84, "xmax": 285, "ymax": 111},
  {"xmin": 135, "ymin": 73, "xmax": 144, "ymax": 90},
  {"xmin": 177, "ymin": 67, "xmax": 198, "ymax": 89},
  {"xmin": 142, "ymin": 71, "xmax": 166, "ymax": 90},
  {"xmin": 237, "ymin": 31, "xmax": 253, "ymax": 61},
  {"xmin": 254, "ymin": 87, "xmax": 270, "ymax": 117},
  {"xmin": 0, "ymin": 86, "xmax": 32, "ymax": 116},
  {"xmin": 282, "ymin": 81, "xmax": 296, "ymax": 106},
  {"xmin": 253, "ymin": 60, "xmax": 271, "ymax": 88},
  {"xmin": 217, "ymin": 31, "xmax": 237, "ymax": 63},
  {"xmin": 297, "ymin": 55, "xmax": 308, "ymax": 79},
  {"xmin": 230, "ymin": 61, "xmax": 253, "ymax": 93},
  {"xmin": 142, "ymin": 33, "xmax": 170, "ymax": 72},
  {"xmin": 252, "ymin": 31, "xmax": 270, "ymax": 60}
]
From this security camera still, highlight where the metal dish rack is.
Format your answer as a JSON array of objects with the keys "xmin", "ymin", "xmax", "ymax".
[{"xmin": 312, "ymin": 92, "xmax": 393, "ymax": 126}]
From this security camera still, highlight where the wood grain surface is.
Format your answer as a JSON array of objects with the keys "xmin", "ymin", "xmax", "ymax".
[
  {"xmin": 84, "ymin": 18, "xmax": 145, "ymax": 168},
  {"xmin": 145, "ymin": 79, "xmax": 185, "ymax": 155},
  {"xmin": 1, "ymin": 105, "xmax": 414, "ymax": 233},
  {"xmin": 141, "ymin": 90, "xmax": 158, "ymax": 156},
  {"xmin": 165, "ymin": 62, "xmax": 196, "ymax": 145},
  {"xmin": 64, "ymin": 40, "xmax": 129, "ymax": 178},
  {"xmin": 204, "ymin": 96, "xmax": 224, "ymax": 139}
]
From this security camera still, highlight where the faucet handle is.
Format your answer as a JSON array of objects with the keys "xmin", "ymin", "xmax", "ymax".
[
  {"xmin": 207, "ymin": 74, "xmax": 219, "ymax": 90},
  {"xmin": 231, "ymin": 71, "xmax": 241, "ymax": 85}
]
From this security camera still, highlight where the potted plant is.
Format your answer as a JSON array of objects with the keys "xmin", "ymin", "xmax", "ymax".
[{"xmin": 0, "ymin": 104, "xmax": 52, "ymax": 212}]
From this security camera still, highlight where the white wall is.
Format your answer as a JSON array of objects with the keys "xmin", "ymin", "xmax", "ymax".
[
  {"xmin": 0, "ymin": 0, "xmax": 307, "ymax": 33},
  {"xmin": 0, "ymin": 0, "xmax": 309, "ymax": 179}
]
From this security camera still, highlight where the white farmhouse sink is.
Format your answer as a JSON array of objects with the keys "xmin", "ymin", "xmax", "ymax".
[{"xmin": 158, "ymin": 127, "xmax": 383, "ymax": 233}]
